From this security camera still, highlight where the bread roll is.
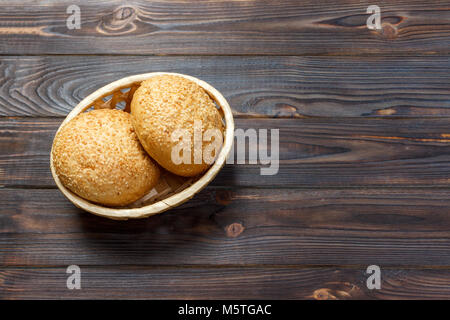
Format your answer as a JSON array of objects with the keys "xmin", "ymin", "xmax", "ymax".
[
  {"xmin": 131, "ymin": 75, "xmax": 224, "ymax": 177},
  {"xmin": 52, "ymin": 109, "xmax": 160, "ymax": 206}
]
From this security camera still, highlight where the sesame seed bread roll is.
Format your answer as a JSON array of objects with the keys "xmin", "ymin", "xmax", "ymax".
[
  {"xmin": 52, "ymin": 109, "xmax": 160, "ymax": 206},
  {"xmin": 131, "ymin": 75, "xmax": 224, "ymax": 177}
]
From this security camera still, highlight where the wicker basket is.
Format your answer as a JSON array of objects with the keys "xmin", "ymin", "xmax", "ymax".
[{"xmin": 50, "ymin": 72, "xmax": 234, "ymax": 220}]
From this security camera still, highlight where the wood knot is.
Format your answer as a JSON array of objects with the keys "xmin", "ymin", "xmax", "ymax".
[
  {"xmin": 376, "ymin": 107, "xmax": 396, "ymax": 116},
  {"xmin": 215, "ymin": 190, "xmax": 233, "ymax": 205},
  {"xmin": 312, "ymin": 288, "xmax": 337, "ymax": 300},
  {"xmin": 225, "ymin": 222, "xmax": 245, "ymax": 238},
  {"xmin": 97, "ymin": 6, "xmax": 137, "ymax": 35},
  {"xmin": 380, "ymin": 23, "xmax": 398, "ymax": 40},
  {"xmin": 274, "ymin": 104, "xmax": 300, "ymax": 117},
  {"xmin": 114, "ymin": 6, "xmax": 135, "ymax": 21},
  {"xmin": 310, "ymin": 283, "xmax": 357, "ymax": 300}
]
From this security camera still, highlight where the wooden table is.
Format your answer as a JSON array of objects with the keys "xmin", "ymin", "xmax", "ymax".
[{"xmin": 1, "ymin": 0, "xmax": 450, "ymax": 299}]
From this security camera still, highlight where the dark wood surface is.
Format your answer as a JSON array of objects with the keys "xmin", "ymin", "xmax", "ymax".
[
  {"xmin": 1, "ymin": 267, "xmax": 449, "ymax": 299},
  {"xmin": 1, "ymin": 56, "xmax": 450, "ymax": 118},
  {"xmin": 2, "ymin": 118, "xmax": 450, "ymax": 188},
  {"xmin": 0, "ymin": 0, "xmax": 449, "ymax": 55},
  {"xmin": 1, "ymin": 0, "xmax": 450, "ymax": 299},
  {"xmin": 1, "ymin": 187, "xmax": 450, "ymax": 267}
]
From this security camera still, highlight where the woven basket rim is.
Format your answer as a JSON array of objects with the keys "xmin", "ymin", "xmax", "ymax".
[{"xmin": 50, "ymin": 72, "xmax": 234, "ymax": 220}]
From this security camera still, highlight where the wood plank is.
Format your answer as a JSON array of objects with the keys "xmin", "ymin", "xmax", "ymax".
[
  {"xmin": 0, "ymin": 266, "xmax": 449, "ymax": 299},
  {"xmin": 1, "ymin": 188, "xmax": 450, "ymax": 266},
  {"xmin": 0, "ymin": 0, "xmax": 449, "ymax": 55},
  {"xmin": 0, "ymin": 55, "xmax": 449, "ymax": 118},
  {"xmin": 1, "ymin": 117, "xmax": 450, "ymax": 188}
]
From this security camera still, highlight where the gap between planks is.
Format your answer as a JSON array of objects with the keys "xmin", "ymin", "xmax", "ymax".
[{"xmin": 1, "ymin": 264, "xmax": 450, "ymax": 270}]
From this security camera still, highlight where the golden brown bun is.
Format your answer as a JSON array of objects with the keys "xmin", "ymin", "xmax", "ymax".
[
  {"xmin": 131, "ymin": 75, "xmax": 224, "ymax": 177},
  {"xmin": 52, "ymin": 109, "xmax": 160, "ymax": 206}
]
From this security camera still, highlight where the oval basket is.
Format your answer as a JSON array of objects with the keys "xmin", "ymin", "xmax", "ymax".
[{"xmin": 50, "ymin": 72, "xmax": 234, "ymax": 220}]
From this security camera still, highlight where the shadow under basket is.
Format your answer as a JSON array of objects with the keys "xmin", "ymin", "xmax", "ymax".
[{"xmin": 50, "ymin": 72, "xmax": 234, "ymax": 220}]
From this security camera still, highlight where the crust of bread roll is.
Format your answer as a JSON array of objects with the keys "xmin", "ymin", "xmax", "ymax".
[
  {"xmin": 52, "ymin": 109, "xmax": 160, "ymax": 206},
  {"xmin": 131, "ymin": 75, "xmax": 224, "ymax": 177}
]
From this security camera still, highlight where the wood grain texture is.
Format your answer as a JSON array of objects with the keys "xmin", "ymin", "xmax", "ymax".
[
  {"xmin": 0, "ymin": 0, "xmax": 449, "ymax": 55},
  {"xmin": 0, "ymin": 55, "xmax": 449, "ymax": 118},
  {"xmin": 0, "ymin": 266, "xmax": 449, "ymax": 299},
  {"xmin": 1, "ymin": 187, "xmax": 450, "ymax": 266},
  {"xmin": 2, "ymin": 117, "xmax": 450, "ymax": 188},
  {"xmin": 1, "ymin": 0, "xmax": 449, "ymax": 301}
]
